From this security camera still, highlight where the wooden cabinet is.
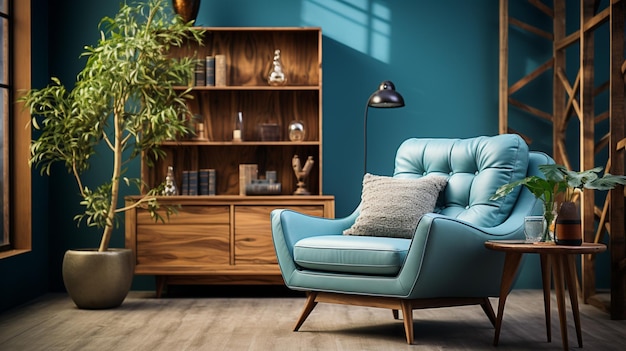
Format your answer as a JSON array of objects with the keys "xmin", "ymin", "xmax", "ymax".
[
  {"xmin": 124, "ymin": 27, "xmax": 334, "ymax": 296},
  {"xmin": 125, "ymin": 196, "xmax": 334, "ymax": 296}
]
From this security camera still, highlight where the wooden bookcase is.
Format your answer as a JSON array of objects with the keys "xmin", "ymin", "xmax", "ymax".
[{"xmin": 124, "ymin": 27, "xmax": 334, "ymax": 296}]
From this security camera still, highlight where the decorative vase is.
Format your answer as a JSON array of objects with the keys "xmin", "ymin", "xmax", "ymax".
[
  {"xmin": 541, "ymin": 201, "xmax": 557, "ymax": 243},
  {"xmin": 259, "ymin": 123, "xmax": 280, "ymax": 141},
  {"xmin": 172, "ymin": 0, "xmax": 201, "ymax": 23},
  {"xmin": 62, "ymin": 248, "xmax": 135, "ymax": 309},
  {"xmin": 267, "ymin": 49, "xmax": 287, "ymax": 86},
  {"xmin": 288, "ymin": 121, "xmax": 305, "ymax": 141},
  {"xmin": 555, "ymin": 201, "xmax": 582, "ymax": 246}
]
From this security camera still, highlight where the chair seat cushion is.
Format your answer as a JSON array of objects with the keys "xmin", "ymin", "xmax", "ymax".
[{"xmin": 293, "ymin": 235, "xmax": 411, "ymax": 276}]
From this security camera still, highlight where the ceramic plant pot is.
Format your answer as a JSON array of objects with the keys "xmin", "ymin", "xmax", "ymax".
[
  {"xmin": 62, "ymin": 248, "xmax": 135, "ymax": 309},
  {"xmin": 555, "ymin": 201, "xmax": 582, "ymax": 246}
]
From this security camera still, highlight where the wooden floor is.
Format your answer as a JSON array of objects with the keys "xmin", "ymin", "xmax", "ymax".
[{"xmin": 1, "ymin": 289, "xmax": 625, "ymax": 350}]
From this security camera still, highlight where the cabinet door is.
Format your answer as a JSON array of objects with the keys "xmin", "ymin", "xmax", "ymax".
[
  {"xmin": 136, "ymin": 206, "xmax": 230, "ymax": 267},
  {"xmin": 234, "ymin": 205, "xmax": 325, "ymax": 264}
]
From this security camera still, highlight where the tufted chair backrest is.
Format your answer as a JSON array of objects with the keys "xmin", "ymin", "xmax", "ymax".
[{"xmin": 393, "ymin": 134, "xmax": 529, "ymax": 228}]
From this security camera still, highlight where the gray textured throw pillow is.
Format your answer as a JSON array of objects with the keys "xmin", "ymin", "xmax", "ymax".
[{"xmin": 343, "ymin": 174, "xmax": 448, "ymax": 239}]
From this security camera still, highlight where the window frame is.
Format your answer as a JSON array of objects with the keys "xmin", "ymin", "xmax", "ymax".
[
  {"xmin": 1, "ymin": 3, "xmax": 9, "ymax": 249},
  {"xmin": 0, "ymin": 0, "xmax": 31, "ymax": 258}
]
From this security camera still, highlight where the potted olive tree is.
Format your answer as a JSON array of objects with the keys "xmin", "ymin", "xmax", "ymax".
[
  {"xmin": 21, "ymin": 0, "xmax": 203, "ymax": 308},
  {"xmin": 491, "ymin": 163, "xmax": 626, "ymax": 245}
]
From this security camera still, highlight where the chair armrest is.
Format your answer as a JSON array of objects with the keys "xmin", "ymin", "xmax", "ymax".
[
  {"xmin": 271, "ymin": 208, "xmax": 359, "ymax": 283},
  {"xmin": 271, "ymin": 209, "xmax": 358, "ymax": 249},
  {"xmin": 415, "ymin": 213, "xmax": 506, "ymax": 244},
  {"xmin": 410, "ymin": 212, "xmax": 527, "ymax": 267},
  {"xmin": 400, "ymin": 213, "xmax": 523, "ymax": 298}
]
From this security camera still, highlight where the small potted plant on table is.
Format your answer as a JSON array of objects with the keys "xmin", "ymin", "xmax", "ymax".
[
  {"xmin": 21, "ymin": 0, "xmax": 203, "ymax": 308},
  {"xmin": 491, "ymin": 163, "xmax": 626, "ymax": 245}
]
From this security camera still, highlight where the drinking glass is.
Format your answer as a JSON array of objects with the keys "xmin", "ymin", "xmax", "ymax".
[{"xmin": 524, "ymin": 216, "xmax": 545, "ymax": 243}]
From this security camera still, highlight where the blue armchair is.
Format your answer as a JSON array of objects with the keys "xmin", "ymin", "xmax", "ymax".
[{"xmin": 271, "ymin": 134, "xmax": 551, "ymax": 344}]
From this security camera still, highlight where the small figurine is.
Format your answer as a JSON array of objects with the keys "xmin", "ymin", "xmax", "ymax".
[
  {"xmin": 292, "ymin": 155, "xmax": 314, "ymax": 195},
  {"xmin": 267, "ymin": 49, "xmax": 287, "ymax": 86},
  {"xmin": 163, "ymin": 166, "xmax": 178, "ymax": 196}
]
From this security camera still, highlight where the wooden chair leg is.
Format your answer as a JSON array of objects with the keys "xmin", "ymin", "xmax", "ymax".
[
  {"xmin": 392, "ymin": 309, "xmax": 399, "ymax": 319},
  {"xmin": 400, "ymin": 300, "xmax": 414, "ymax": 344},
  {"xmin": 293, "ymin": 292, "xmax": 318, "ymax": 331},
  {"xmin": 480, "ymin": 298, "xmax": 497, "ymax": 327}
]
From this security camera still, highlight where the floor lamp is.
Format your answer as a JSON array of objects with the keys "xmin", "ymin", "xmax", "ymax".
[{"xmin": 363, "ymin": 80, "xmax": 405, "ymax": 173}]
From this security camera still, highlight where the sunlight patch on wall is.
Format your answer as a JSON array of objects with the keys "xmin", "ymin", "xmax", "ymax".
[{"xmin": 301, "ymin": 0, "xmax": 391, "ymax": 63}]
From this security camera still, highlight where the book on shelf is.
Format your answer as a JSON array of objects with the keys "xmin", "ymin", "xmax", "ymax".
[
  {"xmin": 215, "ymin": 54, "xmax": 226, "ymax": 86},
  {"xmin": 205, "ymin": 56, "xmax": 215, "ymax": 86},
  {"xmin": 199, "ymin": 169, "xmax": 216, "ymax": 196},
  {"xmin": 208, "ymin": 169, "xmax": 216, "ymax": 195},
  {"xmin": 188, "ymin": 170, "xmax": 199, "ymax": 195},
  {"xmin": 194, "ymin": 59, "xmax": 205, "ymax": 86},
  {"xmin": 199, "ymin": 169, "xmax": 209, "ymax": 195},
  {"xmin": 245, "ymin": 179, "xmax": 282, "ymax": 195},
  {"xmin": 239, "ymin": 164, "xmax": 258, "ymax": 195},
  {"xmin": 181, "ymin": 170, "xmax": 190, "ymax": 195}
]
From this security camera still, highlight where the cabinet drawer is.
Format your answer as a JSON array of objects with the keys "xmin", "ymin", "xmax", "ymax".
[
  {"xmin": 137, "ymin": 205, "xmax": 230, "ymax": 225},
  {"xmin": 136, "ymin": 205, "xmax": 231, "ymax": 266},
  {"xmin": 234, "ymin": 205, "xmax": 325, "ymax": 264}
]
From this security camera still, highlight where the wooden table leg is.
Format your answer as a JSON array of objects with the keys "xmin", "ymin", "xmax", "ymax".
[
  {"xmin": 539, "ymin": 253, "xmax": 552, "ymax": 342},
  {"xmin": 551, "ymin": 254, "xmax": 569, "ymax": 350},
  {"xmin": 563, "ymin": 254, "xmax": 583, "ymax": 347},
  {"xmin": 493, "ymin": 252, "xmax": 523, "ymax": 346}
]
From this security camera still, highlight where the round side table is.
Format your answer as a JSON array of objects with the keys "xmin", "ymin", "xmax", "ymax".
[{"xmin": 485, "ymin": 241, "xmax": 606, "ymax": 350}]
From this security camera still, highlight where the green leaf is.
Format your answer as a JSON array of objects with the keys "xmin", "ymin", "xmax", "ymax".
[
  {"xmin": 18, "ymin": 0, "xmax": 203, "ymax": 250},
  {"xmin": 586, "ymin": 174, "xmax": 626, "ymax": 190}
]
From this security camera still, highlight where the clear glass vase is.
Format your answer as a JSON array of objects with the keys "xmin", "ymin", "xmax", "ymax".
[{"xmin": 542, "ymin": 201, "xmax": 557, "ymax": 243}]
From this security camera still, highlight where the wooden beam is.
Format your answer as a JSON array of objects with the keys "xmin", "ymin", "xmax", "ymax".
[
  {"xmin": 499, "ymin": 0, "xmax": 509, "ymax": 135},
  {"xmin": 509, "ymin": 17, "xmax": 553, "ymax": 40},
  {"xmin": 556, "ymin": 68, "xmax": 582, "ymax": 121},
  {"xmin": 508, "ymin": 58, "xmax": 553, "ymax": 95},
  {"xmin": 529, "ymin": 0, "xmax": 554, "ymax": 17},
  {"xmin": 553, "ymin": 0, "xmax": 567, "ymax": 166},
  {"xmin": 609, "ymin": 0, "xmax": 626, "ymax": 320},
  {"xmin": 508, "ymin": 98, "xmax": 552, "ymax": 121},
  {"xmin": 580, "ymin": 0, "xmax": 597, "ymax": 304},
  {"xmin": 555, "ymin": 31, "xmax": 580, "ymax": 51},
  {"xmin": 583, "ymin": 6, "xmax": 610, "ymax": 32}
]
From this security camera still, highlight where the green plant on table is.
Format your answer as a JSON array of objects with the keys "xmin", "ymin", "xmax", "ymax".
[
  {"xmin": 490, "ymin": 163, "xmax": 626, "ymax": 242},
  {"xmin": 21, "ymin": 0, "xmax": 204, "ymax": 252}
]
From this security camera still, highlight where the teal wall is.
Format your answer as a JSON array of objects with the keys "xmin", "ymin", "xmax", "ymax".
[
  {"xmin": 197, "ymin": 0, "xmax": 505, "ymax": 212},
  {"xmin": 0, "ymin": 0, "xmax": 613, "ymax": 311}
]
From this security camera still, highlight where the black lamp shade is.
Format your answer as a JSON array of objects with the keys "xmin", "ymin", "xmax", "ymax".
[{"xmin": 367, "ymin": 81, "xmax": 405, "ymax": 108}]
